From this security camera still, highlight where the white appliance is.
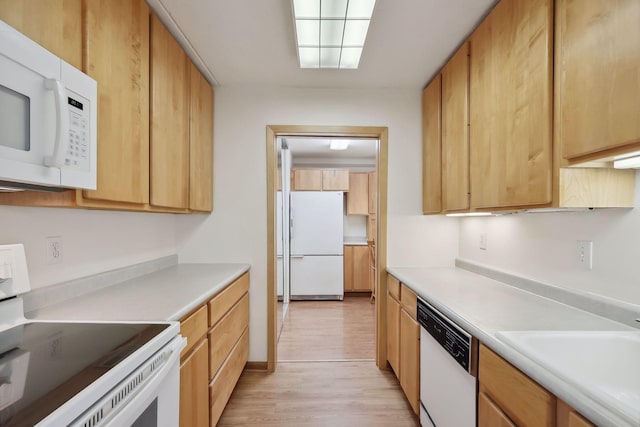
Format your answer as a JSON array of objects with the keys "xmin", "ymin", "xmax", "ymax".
[
  {"xmin": 0, "ymin": 20, "xmax": 97, "ymax": 191},
  {"xmin": 290, "ymin": 191, "xmax": 344, "ymax": 300},
  {"xmin": 277, "ymin": 191, "xmax": 284, "ymax": 298},
  {"xmin": 0, "ymin": 244, "xmax": 184, "ymax": 426},
  {"xmin": 418, "ymin": 297, "xmax": 477, "ymax": 427}
]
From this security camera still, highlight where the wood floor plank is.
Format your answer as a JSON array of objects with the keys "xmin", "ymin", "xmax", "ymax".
[
  {"xmin": 278, "ymin": 297, "xmax": 375, "ymax": 361},
  {"xmin": 218, "ymin": 361, "xmax": 420, "ymax": 427}
]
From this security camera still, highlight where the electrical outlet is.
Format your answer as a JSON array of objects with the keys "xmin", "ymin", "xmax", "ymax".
[
  {"xmin": 46, "ymin": 236, "xmax": 63, "ymax": 265},
  {"xmin": 576, "ymin": 240, "xmax": 593, "ymax": 270},
  {"xmin": 480, "ymin": 232, "xmax": 488, "ymax": 250}
]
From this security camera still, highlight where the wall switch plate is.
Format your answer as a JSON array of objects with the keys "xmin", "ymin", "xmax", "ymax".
[
  {"xmin": 576, "ymin": 240, "xmax": 593, "ymax": 270},
  {"xmin": 46, "ymin": 236, "xmax": 63, "ymax": 265},
  {"xmin": 480, "ymin": 232, "xmax": 487, "ymax": 250}
]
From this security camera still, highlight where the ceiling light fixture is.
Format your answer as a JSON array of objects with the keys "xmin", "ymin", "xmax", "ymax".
[
  {"xmin": 292, "ymin": 0, "xmax": 376, "ymax": 69},
  {"xmin": 445, "ymin": 213, "xmax": 494, "ymax": 217},
  {"xmin": 613, "ymin": 151, "xmax": 640, "ymax": 169},
  {"xmin": 329, "ymin": 140, "xmax": 350, "ymax": 150}
]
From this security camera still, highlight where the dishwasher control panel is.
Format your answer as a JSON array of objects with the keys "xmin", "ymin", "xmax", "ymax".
[{"xmin": 417, "ymin": 298, "xmax": 473, "ymax": 373}]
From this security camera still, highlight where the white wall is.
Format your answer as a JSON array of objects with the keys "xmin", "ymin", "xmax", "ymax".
[
  {"xmin": 177, "ymin": 86, "xmax": 459, "ymax": 361},
  {"xmin": 0, "ymin": 206, "xmax": 178, "ymax": 290},
  {"xmin": 459, "ymin": 174, "xmax": 640, "ymax": 306}
]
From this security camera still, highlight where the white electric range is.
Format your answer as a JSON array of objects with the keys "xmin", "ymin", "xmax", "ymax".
[{"xmin": 0, "ymin": 244, "xmax": 185, "ymax": 426}]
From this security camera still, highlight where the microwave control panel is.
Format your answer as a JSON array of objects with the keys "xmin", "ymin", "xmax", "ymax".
[{"xmin": 64, "ymin": 95, "xmax": 90, "ymax": 171}]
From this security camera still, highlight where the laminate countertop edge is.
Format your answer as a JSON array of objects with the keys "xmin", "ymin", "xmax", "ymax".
[
  {"xmin": 26, "ymin": 263, "xmax": 251, "ymax": 323},
  {"xmin": 386, "ymin": 266, "xmax": 637, "ymax": 427}
]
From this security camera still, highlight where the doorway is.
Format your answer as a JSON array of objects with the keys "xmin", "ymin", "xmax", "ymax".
[{"xmin": 266, "ymin": 125, "xmax": 389, "ymax": 372}]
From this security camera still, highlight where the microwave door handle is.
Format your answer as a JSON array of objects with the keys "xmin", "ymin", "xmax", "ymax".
[{"xmin": 44, "ymin": 78, "xmax": 69, "ymax": 168}]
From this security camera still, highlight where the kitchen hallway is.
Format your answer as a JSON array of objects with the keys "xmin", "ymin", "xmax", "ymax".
[{"xmin": 218, "ymin": 297, "xmax": 420, "ymax": 426}]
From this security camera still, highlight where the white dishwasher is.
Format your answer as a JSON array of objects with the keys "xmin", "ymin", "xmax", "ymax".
[{"xmin": 418, "ymin": 297, "xmax": 478, "ymax": 427}]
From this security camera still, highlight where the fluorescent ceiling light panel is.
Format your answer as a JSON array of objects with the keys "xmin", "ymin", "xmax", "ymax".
[
  {"xmin": 320, "ymin": 20, "xmax": 345, "ymax": 46},
  {"xmin": 296, "ymin": 20, "xmax": 320, "ymax": 45},
  {"xmin": 293, "ymin": 0, "xmax": 320, "ymax": 18},
  {"xmin": 330, "ymin": 140, "xmax": 350, "ymax": 150},
  {"xmin": 292, "ymin": 0, "xmax": 376, "ymax": 69}
]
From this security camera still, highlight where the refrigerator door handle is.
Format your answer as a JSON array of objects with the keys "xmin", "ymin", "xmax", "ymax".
[{"xmin": 291, "ymin": 255, "xmax": 305, "ymax": 259}]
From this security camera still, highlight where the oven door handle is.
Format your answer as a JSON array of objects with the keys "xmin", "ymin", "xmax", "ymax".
[{"xmin": 70, "ymin": 335, "xmax": 186, "ymax": 427}]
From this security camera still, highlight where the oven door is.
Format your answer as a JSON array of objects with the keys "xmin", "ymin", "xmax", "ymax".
[{"xmin": 70, "ymin": 336, "xmax": 185, "ymax": 427}]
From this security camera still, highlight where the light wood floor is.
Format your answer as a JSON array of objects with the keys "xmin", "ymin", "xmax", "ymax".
[
  {"xmin": 218, "ymin": 297, "xmax": 420, "ymax": 426},
  {"xmin": 278, "ymin": 297, "xmax": 376, "ymax": 361}
]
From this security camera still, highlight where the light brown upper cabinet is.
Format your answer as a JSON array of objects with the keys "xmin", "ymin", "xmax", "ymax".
[
  {"xmin": 291, "ymin": 169, "xmax": 323, "ymax": 191},
  {"xmin": 322, "ymin": 170, "xmax": 349, "ymax": 191},
  {"xmin": 557, "ymin": 0, "xmax": 640, "ymax": 162},
  {"xmin": 470, "ymin": 0, "xmax": 553, "ymax": 209},
  {"xmin": 79, "ymin": 0, "xmax": 150, "ymax": 207},
  {"xmin": 0, "ymin": 0, "xmax": 82, "ymax": 69},
  {"xmin": 441, "ymin": 42, "xmax": 470, "ymax": 212},
  {"xmin": 189, "ymin": 62, "xmax": 214, "ymax": 212},
  {"xmin": 150, "ymin": 14, "xmax": 190, "ymax": 209},
  {"xmin": 422, "ymin": 74, "xmax": 442, "ymax": 214},
  {"xmin": 347, "ymin": 172, "xmax": 369, "ymax": 215}
]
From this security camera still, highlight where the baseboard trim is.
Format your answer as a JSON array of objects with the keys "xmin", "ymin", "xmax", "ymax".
[{"xmin": 244, "ymin": 361, "xmax": 268, "ymax": 371}]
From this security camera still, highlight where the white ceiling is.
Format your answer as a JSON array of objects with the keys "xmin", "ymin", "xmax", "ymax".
[
  {"xmin": 157, "ymin": 0, "xmax": 496, "ymax": 89},
  {"xmin": 286, "ymin": 137, "xmax": 377, "ymax": 160}
]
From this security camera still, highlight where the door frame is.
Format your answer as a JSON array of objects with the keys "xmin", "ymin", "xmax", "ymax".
[{"xmin": 266, "ymin": 125, "xmax": 389, "ymax": 372}]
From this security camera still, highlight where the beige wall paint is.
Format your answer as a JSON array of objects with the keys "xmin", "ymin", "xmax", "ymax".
[
  {"xmin": 177, "ymin": 86, "xmax": 459, "ymax": 361},
  {"xmin": 459, "ymin": 173, "xmax": 640, "ymax": 306},
  {"xmin": 0, "ymin": 206, "xmax": 177, "ymax": 290}
]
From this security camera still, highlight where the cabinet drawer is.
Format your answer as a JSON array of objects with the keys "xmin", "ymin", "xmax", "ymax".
[
  {"xmin": 208, "ymin": 293, "xmax": 249, "ymax": 379},
  {"xmin": 209, "ymin": 328, "xmax": 249, "ymax": 426},
  {"xmin": 400, "ymin": 284, "xmax": 417, "ymax": 319},
  {"xmin": 387, "ymin": 274, "xmax": 400, "ymax": 300},
  {"xmin": 208, "ymin": 272, "xmax": 249, "ymax": 328},
  {"xmin": 479, "ymin": 344, "xmax": 555, "ymax": 427},
  {"xmin": 180, "ymin": 304, "xmax": 208, "ymax": 359}
]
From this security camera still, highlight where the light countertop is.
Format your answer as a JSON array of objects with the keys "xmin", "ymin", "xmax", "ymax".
[
  {"xmin": 27, "ymin": 263, "xmax": 250, "ymax": 322},
  {"xmin": 387, "ymin": 266, "xmax": 636, "ymax": 427},
  {"xmin": 343, "ymin": 237, "xmax": 369, "ymax": 245}
]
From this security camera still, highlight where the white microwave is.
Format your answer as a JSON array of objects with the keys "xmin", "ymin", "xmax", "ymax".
[{"xmin": 0, "ymin": 20, "xmax": 97, "ymax": 191}]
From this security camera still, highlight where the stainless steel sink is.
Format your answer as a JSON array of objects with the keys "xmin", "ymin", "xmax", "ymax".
[{"xmin": 496, "ymin": 330, "xmax": 640, "ymax": 426}]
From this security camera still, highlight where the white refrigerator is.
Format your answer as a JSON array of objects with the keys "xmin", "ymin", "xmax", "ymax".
[{"xmin": 290, "ymin": 191, "xmax": 344, "ymax": 300}]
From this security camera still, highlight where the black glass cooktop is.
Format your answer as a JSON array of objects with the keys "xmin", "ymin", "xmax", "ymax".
[{"xmin": 0, "ymin": 322, "xmax": 169, "ymax": 427}]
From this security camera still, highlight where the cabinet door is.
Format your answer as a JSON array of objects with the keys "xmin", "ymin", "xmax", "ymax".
[
  {"xmin": 400, "ymin": 308, "xmax": 420, "ymax": 414},
  {"xmin": 557, "ymin": 399, "xmax": 596, "ymax": 427},
  {"xmin": 352, "ymin": 245, "xmax": 370, "ymax": 291},
  {"xmin": 150, "ymin": 15, "xmax": 189, "ymax": 209},
  {"xmin": 292, "ymin": 169, "xmax": 322, "ymax": 190},
  {"xmin": 442, "ymin": 42, "xmax": 470, "ymax": 212},
  {"xmin": 180, "ymin": 339, "xmax": 209, "ymax": 427},
  {"xmin": 189, "ymin": 62, "xmax": 214, "ymax": 212},
  {"xmin": 347, "ymin": 172, "xmax": 369, "ymax": 215},
  {"xmin": 470, "ymin": 0, "xmax": 553, "ymax": 209},
  {"xmin": 81, "ymin": 0, "xmax": 150, "ymax": 205},
  {"xmin": 343, "ymin": 245, "xmax": 353, "ymax": 291},
  {"xmin": 368, "ymin": 172, "xmax": 377, "ymax": 214},
  {"xmin": 322, "ymin": 170, "xmax": 349, "ymax": 191},
  {"xmin": 0, "ymin": 0, "xmax": 82, "ymax": 68},
  {"xmin": 422, "ymin": 75, "xmax": 442, "ymax": 214},
  {"xmin": 558, "ymin": 0, "xmax": 640, "ymax": 160},
  {"xmin": 478, "ymin": 391, "xmax": 516, "ymax": 427},
  {"xmin": 386, "ymin": 295, "xmax": 400, "ymax": 376}
]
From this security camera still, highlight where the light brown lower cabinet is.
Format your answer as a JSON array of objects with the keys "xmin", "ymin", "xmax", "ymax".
[
  {"xmin": 180, "ymin": 339, "xmax": 209, "ymax": 427},
  {"xmin": 179, "ymin": 271, "xmax": 250, "ymax": 427},
  {"xmin": 387, "ymin": 292, "xmax": 400, "ymax": 374},
  {"xmin": 479, "ymin": 344, "xmax": 595, "ymax": 427},
  {"xmin": 344, "ymin": 245, "xmax": 370, "ymax": 292},
  {"xmin": 399, "ymin": 307, "xmax": 420, "ymax": 414},
  {"xmin": 386, "ymin": 273, "xmax": 420, "ymax": 415}
]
